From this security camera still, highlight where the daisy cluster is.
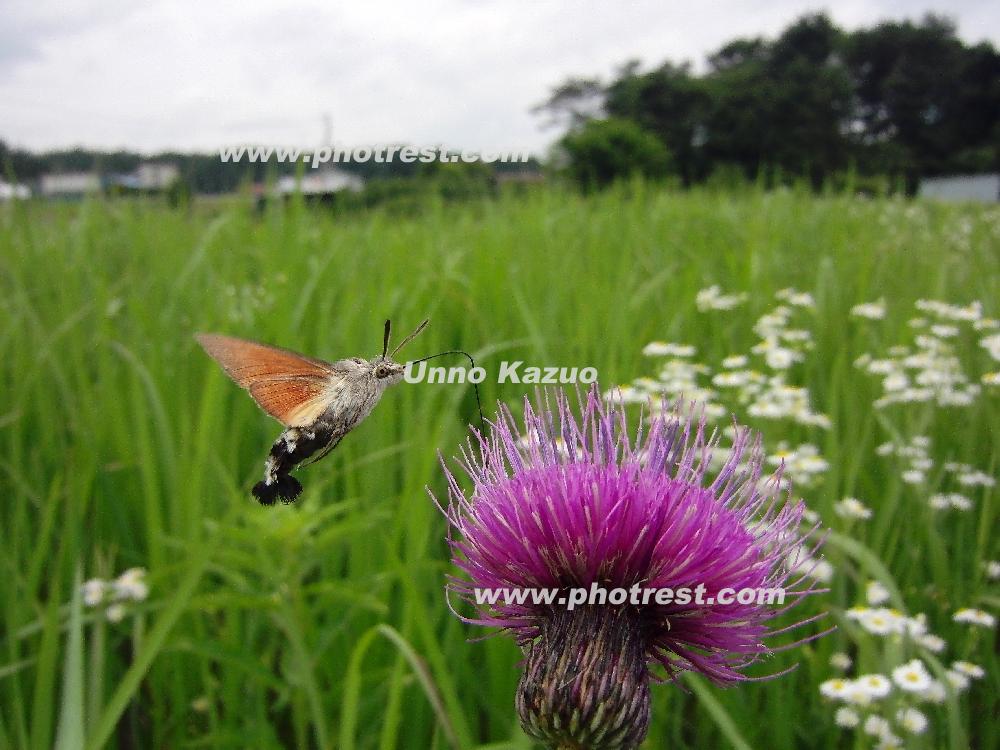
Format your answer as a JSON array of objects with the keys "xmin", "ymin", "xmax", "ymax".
[
  {"xmin": 696, "ymin": 284, "xmax": 748, "ymax": 311},
  {"xmin": 816, "ymin": 563, "xmax": 996, "ymax": 748},
  {"xmin": 834, "ymin": 497, "xmax": 873, "ymax": 521},
  {"xmin": 854, "ymin": 297, "xmax": 999, "ymax": 407},
  {"xmin": 608, "ymin": 286, "xmax": 836, "ymax": 556},
  {"xmin": 81, "ymin": 568, "xmax": 149, "ymax": 623},
  {"xmin": 766, "ymin": 442, "xmax": 829, "ymax": 489},
  {"xmin": 607, "ymin": 284, "xmax": 996, "ymax": 747},
  {"xmin": 223, "ymin": 280, "xmax": 280, "ymax": 325},
  {"xmin": 875, "ymin": 436, "xmax": 994, "ymax": 512},
  {"xmin": 608, "ymin": 286, "xmax": 829, "ymax": 430}
]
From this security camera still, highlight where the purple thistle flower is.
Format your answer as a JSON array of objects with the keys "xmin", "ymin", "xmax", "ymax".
[{"xmin": 435, "ymin": 386, "xmax": 828, "ymax": 750}]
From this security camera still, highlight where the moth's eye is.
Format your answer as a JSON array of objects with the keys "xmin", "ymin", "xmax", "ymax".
[{"xmin": 376, "ymin": 366, "xmax": 389, "ymax": 378}]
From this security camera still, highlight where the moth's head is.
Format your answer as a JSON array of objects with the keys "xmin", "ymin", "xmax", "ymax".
[
  {"xmin": 371, "ymin": 318, "xmax": 427, "ymax": 389},
  {"xmin": 369, "ymin": 356, "xmax": 405, "ymax": 387}
]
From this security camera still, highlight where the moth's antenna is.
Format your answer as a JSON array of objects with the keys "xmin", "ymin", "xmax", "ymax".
[
  {"xmin": 409, "ymin": 349, "xmax": 486, "ymax": 435},
  {"xmin": 391, "ymin": 318, "xmax": 430, "ymax": 357},
  {"xmin": 382, "ymin": 319, "xmax": 392, "ymax": 359}
]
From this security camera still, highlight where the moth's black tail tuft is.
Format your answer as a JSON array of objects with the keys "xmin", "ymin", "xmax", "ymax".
[{"xmin": 252, "ymin": 474, "xmax": 303, "ymax": 505}]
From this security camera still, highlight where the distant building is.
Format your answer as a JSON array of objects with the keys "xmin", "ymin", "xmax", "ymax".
[
  {"xmin": 40, "ymin": 172, "xmax": 101, "ymax": 197},
  {"xmin": 0, "ymin": 180, "xmax": 30, "ymax": 200},
  {"xmin": 276, "ymin": 168, "xmax": 364, "ymax": 198},
  {"xmin": 918, "ymin": 174, "xmax": 999, "ymax": 203},
  {"xmin": 133, "ymin": 162, "xmax": 180, "ymax": 190},
  {"xmin": 110, "ymin": 162, "xmax": 181, "ymax": 192}
]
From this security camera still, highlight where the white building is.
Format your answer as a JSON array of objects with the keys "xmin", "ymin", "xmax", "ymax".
[
  {"xmin": 133, "ymin": 162, "xmax": 180, "ymax": 190},
  {"xmin": 918, "ymin": 174, "xmax": 999, "ymax": 203},
  {"xmin": 0, "ymin": 180, "xmax": 30, "ymax": 200},
  {"xmin": 40, "ymin": 172, "xmax": 101, "ymax": 197},
  {"xmin": 111, "ymin": 162, "xmax": 180, "ymax": 191},
  {"xmin": 276, "ymin": 168, "xmax": 364, "ymax": 197}
]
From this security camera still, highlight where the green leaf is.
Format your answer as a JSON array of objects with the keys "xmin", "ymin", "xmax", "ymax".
[
  {"xmin": 684, "ymin": 674, "xmax": 754, "ymax": 750},
  {"xmin": 340, "ymin": 625, "xmax": 461, "ymax": 750},
  {"xmin": 54, "ymin": 566, "xmax": 85, "ymax": 750}
]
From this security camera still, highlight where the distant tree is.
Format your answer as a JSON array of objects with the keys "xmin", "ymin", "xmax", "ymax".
[
  {"xmin": 707, "ymin": 38, "xmax": 769, "ymax": 72},
  {"xmin": 532, "ymin": 77, "xmax": 607, "ymax": 130},
  {"xmin": 537, "ymin": 11, "xmax": 998, "ymax": 190},
  {"xmin": 702, "ymin": 14, "xmax": 852, "ymax": 184},
  {"xmin": 557, "ymin": 118, "xmax": 671, "ymax": 189},
  {"xmin": 0, "ymin": 140, "xmax": 45, "ymax": 181},
  {"xmin": 604, "ymin": 62, "xmax": 710, "ymax": 185},
  {"xmin": 844, "ymin": 15, "xmax": 999, "ymax": 179}
]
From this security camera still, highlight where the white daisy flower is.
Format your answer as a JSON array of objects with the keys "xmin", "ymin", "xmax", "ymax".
[
  {"xmin": 776, "ymin": 288, "xmax": 815, "ymax": 308},
  {"xmin": 945, "ymin": 670, "xmax": 970, "ymax": 691},
  {"xmin": 929, "ymin": 492, "xmax": 973, "ymax": 511},
  {"xmin": 81, "ymin": 579, "xmax": 106, "ymax": 607},
  {"xmin": 980, "ymin": 333, "xmax": 1000, "ymax": 361},
  {"xmin": 896, "ymin": 708, "xmax": 928, "ymax": 735},
  {"xmin": 105, "ymin": 603, "xmax": 126, "ymax": 623},
  {"xmin": 820, "ymin": 678, "xmax": 853, "ymax": 700},
  {"xmin": 834, "ymin": 707, "xmax": 860, "ymax": 728},
  {"xmin": 829, "ymin": 652, "xmax": 852, "ymax": 671},
  {"xmin": 903, "ymin": 615, "xmax": 927, "ymax": 637},
  {"xmin": 844, "ymin": 682, "xmax": 874, "ymax": 706},
  {"xmin": 845, "ymin": 606, "xmax": 868, "ymax": 621},
  {"xmin": 875, "ymin": 734, "xmax": 904, "ymax": 749},
  {"xmin": 712, "ymin": 370, "xmax": 753, "ymax": 388},
  {"xmin": 835, "ymin": 497, "xmax": 873, "ymax": 521},
  {"xmin": 950, "ymin": 661, "xmax": 984, "ymax": 679},
  {"xmin": 806, "ymin": 559, "xmax": 835, "ymax": 583},
  {"xmin": 892, "ymin": 659, "xmax": 932, "ymax": 692},
  {"xmin": 985, "ymin": 560, "xmax": 1000, "ymax": 580},
  {"xmin": 112, "ymin": 567, "xmax": 149, "ymax": 602},
  {"xmin": 866, "ymin": 581, "xmax": 890, "ymax": 605},
  {"xmin": 918, "ymin": 680, "xmax": 947, "ymax": 704},
  {"xmin": 917, "ymin": 633, "xmax": 948, "ymax": 654},
  {"xmin": 859, "ymin": 609, "xmax": 905, "ymax": 636},
  {"xmin": 929, "ymin": 494, "xmax": 950, "ymax": 510},
  {"xmin": 851, "ymin": 300, "xmax": 886, "ymax": 320},
  {"xmin": 930, "ymin": 324, "xmax": 959, "ymax": 338},
  {"xmin": 953, "ymin": 608, "xmax": 996, "ymax": 628},
  {"xmin": 764, "ymin": 345, "xmax": 802, "ymax": 370},
  {"xmin": 857, "ymin": 673, "xmax": 892, "ymax": 699},
  {"xmin": 604, "ymin": 385, "xmax": 648, "ymax": 405},
  {"xmin": 695, "ymin": 285, "xmax": 748, "ymax": 311},
  {"xmin": 883, "ymin": 372, "xmax": 909, "ymax": 391},
  {"xmin": 956, "ymin": 470, "xmax": 995, "ymax": 487},
  {"xmin": 948, "ymin": 494, "xmax": 973, "ymax": 511},
  {"xmin": 863, "ymin": 714, "xmax": 891, "ymax": 737},
  {"xmin": 642, "ymin": 341, "xmax": 696, "ymax": 357}
]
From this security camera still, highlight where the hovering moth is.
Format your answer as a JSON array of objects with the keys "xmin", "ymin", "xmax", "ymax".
[{"xmin": 196, "ymin": 319, "xmax": 428, "ymax": 505}]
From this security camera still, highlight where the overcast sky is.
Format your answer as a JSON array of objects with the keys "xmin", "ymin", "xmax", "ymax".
[{"xmin": 2, "ymin": 0, "xmax": 997, "ymax": 156}]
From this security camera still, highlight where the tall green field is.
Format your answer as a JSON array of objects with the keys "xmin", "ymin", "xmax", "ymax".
[{"xmin": 1, "ymin": 184, "xmax": 997, "ymax": 749}]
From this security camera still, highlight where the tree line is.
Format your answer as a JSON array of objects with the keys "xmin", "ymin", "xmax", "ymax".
[{"xmin": 541, "ymin": 13, "xmax": 998, "ymax": 191}]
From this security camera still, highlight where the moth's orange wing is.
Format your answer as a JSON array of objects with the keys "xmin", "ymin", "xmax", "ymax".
[
  {"xmin": 196, "ymin": 333, "xmax": 337, "ymax": 427},
  {"xmin": 247, "ymin": 378, "xmax": 332, "ymax": 426}
]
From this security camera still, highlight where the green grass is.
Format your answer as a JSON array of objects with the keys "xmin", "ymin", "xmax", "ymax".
[{"xmin": 0, "ymin": 183, "xmax": 997, "ymax": 749}]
